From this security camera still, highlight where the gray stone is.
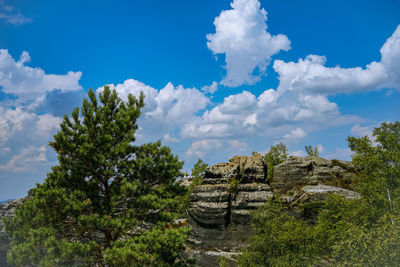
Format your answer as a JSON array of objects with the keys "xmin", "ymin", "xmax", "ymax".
[{"xmin": 271, "ymin": 156, "xmax": 356, "ymax": 201}]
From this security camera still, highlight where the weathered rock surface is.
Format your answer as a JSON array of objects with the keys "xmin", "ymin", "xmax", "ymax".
[
  {"xmin": 187, "ymin": 155, "xmax": 358, "ymax": 266},
  {"xmin": 189, "ymin": 154, "xmax": 271, "ymax": 228},
  {"xmin": 187, "ymin": 154, "xmax": 272, "ymax": 266},
  {"xmin": 271, "ymin": 156, "xmax": 356, "ymax": 202}
]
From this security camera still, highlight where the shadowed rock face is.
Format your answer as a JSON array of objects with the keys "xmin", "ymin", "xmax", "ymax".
[
  {"xmin": 189, "ymin": 154, "xmax": 271, "ymax": 228},
  {"xmin": 187, "ymin": 155, "xmax": 358, "ymax": 266},
  {"xmin": 187, "ymin": 154, "xmax": 272, "ymax": 266}
]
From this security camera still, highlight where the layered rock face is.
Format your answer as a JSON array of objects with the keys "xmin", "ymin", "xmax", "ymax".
[
  {"xmin": 189, "ymin": 154, "xmax": 272, "ymax": 227},
  {"xmin": 187, "ymin": 155, "xmax": 358, "ymax": 266},
  {"xmin": 271, "ymin": 156, "xmax": 358, "ymax": 203},
  {"xmin": 187, "ymin": 154, "xmax": 272, "ymax": 266}
]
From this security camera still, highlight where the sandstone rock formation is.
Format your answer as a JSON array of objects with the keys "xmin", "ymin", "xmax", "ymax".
[
  {"xmin": 187, "ymin": 155, "xmax": 358, "ymax": 266},
  {"xmin": 271, "ymin": 156, "xmax": 358, "ymax": 203},
  {"xmin": 189, "ymin": 154, "xmax": 271, "ymax": 227}
]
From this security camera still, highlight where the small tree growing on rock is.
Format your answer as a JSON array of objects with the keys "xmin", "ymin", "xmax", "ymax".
[
  {"xmin": 264, "ymin": 142, "xmax": 288, "ymax": 182},
  {"xmin": 191, "ymin": 158, "xmax": 208, "ymax": 186},
  {"xmin": 5, "ymin": 87, "xmax": 188, "ymax": 266},
  {"xmin": 305, "ymin": 145, "xmax": 320, "ymax": 157}
]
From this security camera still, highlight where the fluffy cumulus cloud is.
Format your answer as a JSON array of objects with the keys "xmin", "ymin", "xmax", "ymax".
[
  {"xmin": 98, "ymin": 79, "xmax": 210, "ymax": 143},
  {"xmin": 273, "ymin": 55, "xmax": 388, "ymax": 95},
  {"xmin": 0, "ymin": 50, "xmax": 82, "ymax": 180},
  {"xmin": 281, "ymin": 128, "xmax": 308, "ymax": 144},
  {"xmin": 186, "ymin": 139, "xmax": 222, "ymax": 158},
  {"xmin": 0, "ymin": 146, "xmax": 47, "ymax": 173},
  {"xmin": 180, "ymin": 23, "xmax": 400, "ymax": 155},
  {"xmin": 380, "ymin": 25, "xmax": 400, "ymax": 88},
  {"xmin": 0, "ymin": 107, "xmax": 34, "ymax": 144},
  {"xmin": 207, "ymin": 0, "xmax": 291, "ymax": 87},
  {"xmin": 0, "ymin": 50, "xmax": 82, "ymax": 105},
  {"xmin": 273, "ymin": 25, "xmax": 400, "ymax": 96},
  {"xmin": 201, "ymin": 81, "xmax": 219, "ymax": 94},
  {"xmin": 0, "ymin": 107, "xmax": 60, "ymax": 172}
]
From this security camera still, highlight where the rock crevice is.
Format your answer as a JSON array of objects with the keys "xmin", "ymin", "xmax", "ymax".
[{"xmin": 187, "ymin": 155, "xmax": 358, "ymax": 266}]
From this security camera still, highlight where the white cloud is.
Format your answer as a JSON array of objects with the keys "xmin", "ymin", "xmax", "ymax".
[
  {"xmin": 0, "ymin": 146, "xmax": 47, "ymax": 173},
  {"xmin": 0, "ymin": 50, "xmax": 82, "ymax": 102},
  {"xmin": 272, "ymin": 25, "xmax": 400, "ymax": 95},
  {"xmin": 281, "ymin": 128, "xmax": 307, "ymax": 144},
  {"xmin": 36, "ymin": 114, "xmax": 62, "ymax": 138},
  {"xmin": 101, "ymin": 80, "xmax": 209, "ymax": 125},
  {"xmin": 186, "ymin": 139, "xmax": 222, "ymax": 158},
  {"xmin": 316, "ymin": 144, "xmax": 324, "ymax": 154},
  {"xmin": 207, "ymin": 0, "xmax": 290, "ymax": 87},
  {"xmin": 201, "ymin": 81, "xmax": 219, "ymax": 94},
  {"xmin": 273, "ymin": 55, "xmax": 388, "ymax": 95},
  {"xmin": 350, "ymin": 123, "xmax": 379, "ymax": 142},
  {"xmin": 228, "ymin": 140, "xmax": 247, "ymax": 152},
  {"xmin": 99, "ymin": 79, "xmax": 158, "ymax": 112},
  {"xmin": 0, "ymin": 1, "xmax": 32, "ymax": 25},
  {"xmin": 146, "ymin": 83, "xmax": 209, "ymax": 123},
  {"xmin": 325, "ymin": 148, "xmax": 352, "ymax": 161},
  {"xmin": 380, "ymin": 25, "xmax": 400, "ymax": 89},
  {"xmin": 163, "ymin": 133, "xmax": 179, "ymax": 143},
  {"xmin": 0, "ymin": 107, "xmax": 34, "ymax": 144}
]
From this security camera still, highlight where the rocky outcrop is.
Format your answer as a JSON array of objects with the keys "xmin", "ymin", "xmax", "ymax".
[
  {"xmin": 1, "ymin": 198, "xmax": 25, "ymax": 267},
  {"xmin": 189, "ymin": 154, "xmax": 271, "ymax": 228},
  {"xmin": 187, "ymin": 154, "xmax": 272, "ymax": 266},
  {"xmin": 187, "ymin": 155, "xmax": 358, "ymax": 266},
  {"xmin": 271, "ymin": 156, "xmax": 357, "ymax": 203}
]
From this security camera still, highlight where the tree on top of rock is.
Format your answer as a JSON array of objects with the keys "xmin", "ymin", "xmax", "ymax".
[
  {"xmin": 305, "ymin": 145, "xmax": 320, "ymax": 157},
  {"xmin": 4, "ymin": 87, "xmax": 188, "ymax": 266},
  {"xmin": 264, "ymin": 142, "xmax": 288, "ymax": 182}
]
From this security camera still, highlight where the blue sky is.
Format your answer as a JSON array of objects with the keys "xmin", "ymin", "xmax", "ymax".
[{"xmin": 0, "ymin": 0, "xmax": 399, "ymax": 200}]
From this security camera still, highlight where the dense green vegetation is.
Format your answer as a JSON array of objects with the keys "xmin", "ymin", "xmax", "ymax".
[
  {"xmin": 5, "ymin": 87, "xmax": 188, "ymax": 266},
  {"xmin": 264, "ymin": 142, "xmax": 288, "ymax": 182},
  {"xmin": 239, "ymin": 121, "xmax": 400, "ymax": 266}
]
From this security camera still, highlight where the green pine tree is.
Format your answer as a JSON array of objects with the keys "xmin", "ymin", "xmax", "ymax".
[
  {"xmin": 191, "ymin": 158, "xmax": 208, "ymax": 186},
  {"xmin": 4, "ymin": 87, "xmax": 188, "ymax": 266},
  {"xmin": 264, "ymin": 142, "xmax": 288, "ymax": 182}
]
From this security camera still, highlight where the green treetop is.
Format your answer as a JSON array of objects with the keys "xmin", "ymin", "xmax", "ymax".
[
  {"xmin": 305, "ymin": 145, "xmax": 320, "ymax": 157},
  {"xmin": 264, "ymin": 142, "xmax": 288, "ymax": 182},
  {"xmin": 191, "ymin": 158, "xmax": 208, "ymax": 186},
  {"xmin": 239, "ymin": 122, "xmax": 400, "ymax": 266},
  {"xmin": 5, "ymin": 87, "xmax": 188, "ymax": 266}
]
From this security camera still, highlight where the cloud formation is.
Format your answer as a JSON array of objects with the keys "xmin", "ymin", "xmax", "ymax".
[
  {"xmin": 273, "ymin": 25, "xmax": 400, "ymax": 96},
  {"xmin": 0, "ymin": 0, "xmax": 31, "ymax": 25},
  {"xmin": 207, "ymin": 0, "xmax": 291, "ymax": 87}
]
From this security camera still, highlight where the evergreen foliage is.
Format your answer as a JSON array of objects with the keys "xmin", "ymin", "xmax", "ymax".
[
  {"xmin": 264, "ymin": 142, "xmax": 288, "ymax": 182},
  {"xmin": 4, "ymin": 87, "xmax": 188, "ymax": 266},
  {"xmin": 191, "ymin": 158, "xmax": 208, "ymax": 186},
  {"xmin": 240, "ymin": 122, "xmax": 400, "ymax": 266}
]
